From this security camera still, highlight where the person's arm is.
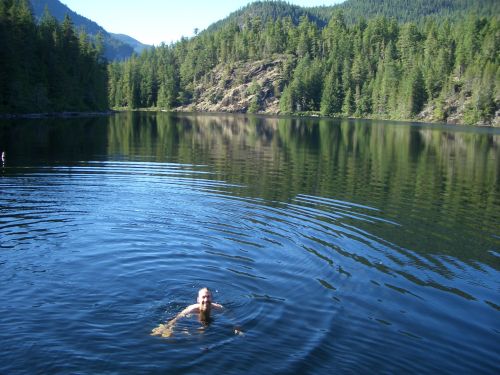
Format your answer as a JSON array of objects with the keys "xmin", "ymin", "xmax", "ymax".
[
  {"xmin": 151, "ymin": 304, "xmax": 199, "ymax": 337},
  {"xmin": 211, "ymin": 302, "xmax": 224, "ymax": 310}
]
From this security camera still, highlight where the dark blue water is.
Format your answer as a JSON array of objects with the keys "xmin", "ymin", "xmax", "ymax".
[{"xmin": 0, "ymin": 112, "xmax": 499, "ymax": 374}]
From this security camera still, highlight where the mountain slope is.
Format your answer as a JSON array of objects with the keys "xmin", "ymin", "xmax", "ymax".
[
  {"xmin": 205, "ymin": 1, "xmax": 327, "ymax": 33},
  {"xmin": 206, "ymin": 0, "xmax": 499, "ymax": 34},
  {"xmin": 30, "ymin": 0, "xmax": 105, "ymax": 34},
  {"xmin": 308, "ymin": 0, "xmax": 500, "ymax": 24},
  {"xmin": 110, "ymin": 33, "xmax": 149, "ymax": 54},
  {"xmin": 29, "ymin": 0, "xmax": 149, "ymax": 60}
]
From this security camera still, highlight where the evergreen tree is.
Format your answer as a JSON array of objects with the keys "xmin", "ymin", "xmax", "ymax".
[
  {"xmin": 402, "ymin": 66, "xmax": 427, "ymax": 117},
  {"xmin": 321, "ymin": 66, "xmax": 342, "ymax": 115},
  {"xmin": 279, "ymin": 84, "xmax": 294, "ymax": 114}
]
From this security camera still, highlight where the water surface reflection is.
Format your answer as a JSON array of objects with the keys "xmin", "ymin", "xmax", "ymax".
[{"xmin": 0, "ymin": 112, "xmax": 498, "ymax": 374}]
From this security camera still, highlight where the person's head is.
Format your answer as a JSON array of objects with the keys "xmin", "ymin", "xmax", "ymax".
[{"xmin": 197, "ymin": 287, "xmax": 212, "ymax": 313}]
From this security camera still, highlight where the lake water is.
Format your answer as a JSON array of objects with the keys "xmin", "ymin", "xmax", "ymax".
[{"xmin": 0, "ymin": 112, "xmax": 499, "ymax": 374}]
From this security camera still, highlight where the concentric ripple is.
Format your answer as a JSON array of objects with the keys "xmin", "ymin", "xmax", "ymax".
[{"xmin": 0, "ymin": 160, "xmax": 498, "ymax": 374}]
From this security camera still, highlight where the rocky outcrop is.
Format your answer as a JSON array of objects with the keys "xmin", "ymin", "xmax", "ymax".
[
  {"xmin": 416, "ymin": 86, "xmax": 499, "ymax": 127},
  {"xmin": 178, "ymin": 57, "xmax": 284, "ymax": 115}
]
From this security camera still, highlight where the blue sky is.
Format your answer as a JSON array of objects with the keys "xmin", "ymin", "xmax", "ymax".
[{"xmin": 60, "ymin": 0, "xmax": 345, "ymax": 45}]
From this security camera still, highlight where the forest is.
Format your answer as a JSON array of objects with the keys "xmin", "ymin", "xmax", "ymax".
[
  {"xmin": 0, "ymin": 0, "xmax": 108, "ymax": 113},
  {"xmin": 107, "ymin": 3, "xmax": 499, "ymax": 125},
  {"xmin": 0, "ymin": 0, "xmax": 499, "ymax": 125}
]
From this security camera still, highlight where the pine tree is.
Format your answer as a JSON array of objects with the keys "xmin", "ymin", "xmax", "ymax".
[
  {"xmin": 279, "ymin": 84, "xmax": 294, "ymax": 114},
  {"xmin": 399, "ymin": 66, "xmax": 426, "ymax": 118},
  {"xmin": 321, "ymin": 66, "xmax": 342, "ymax": 115}
]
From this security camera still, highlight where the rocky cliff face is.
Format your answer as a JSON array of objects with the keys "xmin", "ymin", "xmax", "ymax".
[{"xmin": 178, "ymin": 57, "xmax": 284, "ymax": 115}]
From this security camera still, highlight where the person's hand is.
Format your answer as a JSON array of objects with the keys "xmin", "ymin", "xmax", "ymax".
[{"xmin": 151, "ymin": 324, "xmax": 173, "ymax": 337}]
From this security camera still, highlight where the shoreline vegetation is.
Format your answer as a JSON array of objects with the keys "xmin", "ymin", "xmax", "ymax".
[{"xmin": 1, "ymin": 0, "xmax": 499, "ymax": 127}]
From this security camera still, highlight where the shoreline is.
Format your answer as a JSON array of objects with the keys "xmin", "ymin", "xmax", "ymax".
[
  {"xmin": 2, "ymin": 108, "xmax": 498, "ymax": 128},
  {"xmin": 0, "ymin": 110, "xmax": 116, "ymax": 120},
  {"xmin": 130, "ymin": 107, "xmax": 499, "ymax": 128}
]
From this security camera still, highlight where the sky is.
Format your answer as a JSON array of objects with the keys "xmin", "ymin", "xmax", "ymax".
[{"xmin": 60, "ymin": 0, "xmax": 345, "ymax": 46}]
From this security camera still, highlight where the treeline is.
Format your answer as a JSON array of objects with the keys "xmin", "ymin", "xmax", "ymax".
[
  {"xmin": 206, "ymin": 1, "xmax": 327, "ymax": 33},
  {"xmin": 328, "ymin": 0, "xmax": 500, "ymax": 24},
  {"xmin": 108, "ymin": 11, "xmax": 499, "ymax": 124},
  {"xmin": 0, "ymin": 0, "xmax": 108, "ymax": 113}
]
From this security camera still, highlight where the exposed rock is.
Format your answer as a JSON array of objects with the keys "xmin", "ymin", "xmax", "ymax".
[
  {"xmin": 416, "ymin": 81, "xmax": 499, "ymax": 126},
  {"xmin": 177, "ymin": 56, "xmax": 284, "ymax": 115}
]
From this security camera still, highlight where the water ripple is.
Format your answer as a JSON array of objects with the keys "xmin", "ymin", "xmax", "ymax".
[{"xmin": 1, "ymin": 161, "xmax": 498, "ymax": 374}]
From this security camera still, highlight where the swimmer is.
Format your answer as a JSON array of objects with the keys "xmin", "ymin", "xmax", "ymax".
[{"xmin": 151, "ymin": 287, "xmax": 243, "ymax": 337}]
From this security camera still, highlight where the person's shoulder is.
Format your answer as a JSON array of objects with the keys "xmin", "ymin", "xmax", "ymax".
[
  {"xmin": 181, "ymin": 304, "xmax": 200, "ymax": 315},
  {"xmin": 212, "ymin": 302, "xmax": 223, "ymax": 309}
]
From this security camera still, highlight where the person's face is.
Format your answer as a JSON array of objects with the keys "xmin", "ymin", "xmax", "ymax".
[{"xmin": 197, "ymin": 289, "xmax": 212, "ymax": 312}]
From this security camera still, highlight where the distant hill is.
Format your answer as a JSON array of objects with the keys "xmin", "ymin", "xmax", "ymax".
[
  {"xmin": 29, "ymin": 0, "xmax": 150, "ymax": 60},
  {"xmin": 205, "ymin": 1, "xmax": 327, "ymax": 33},
  {"xmin": 206, "ymin": 0, "xmax": 499, "ymax": 33},
  {"xmin": 308, "ymin": 0, "xmax": 500, "ymax": 24},
  {"xmin": 110, "ymin": 33, "xmax": 150, "ymax": 54}
]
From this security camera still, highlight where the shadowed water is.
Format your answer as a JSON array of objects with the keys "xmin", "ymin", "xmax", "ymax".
[{"xmin": 0, "ymin": 112, "xmax": 499, "ymax": 374}]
